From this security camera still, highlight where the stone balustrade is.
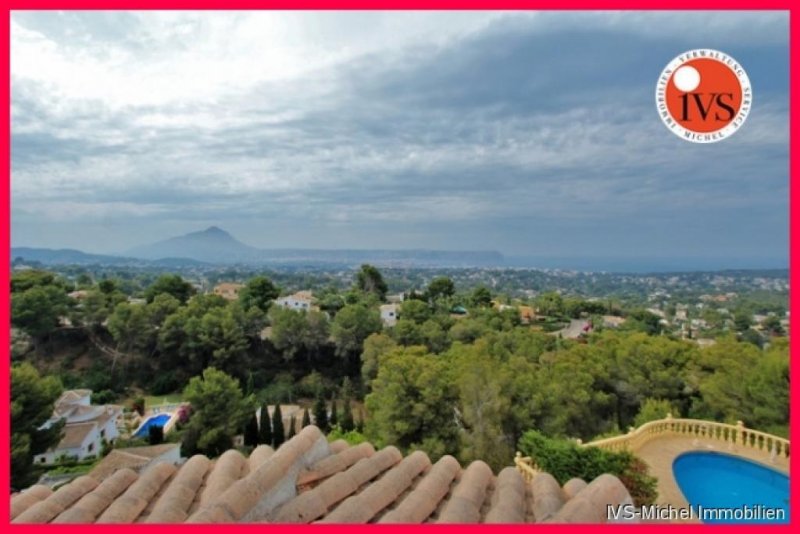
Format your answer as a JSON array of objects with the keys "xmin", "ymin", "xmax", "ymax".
[
  {"xmin": 584, "ymin": 416, "xmax": 790, "ymax": 461},
  {"xmin": 514, "ymin": 417, "xmax": 790, "ymax": 480}
]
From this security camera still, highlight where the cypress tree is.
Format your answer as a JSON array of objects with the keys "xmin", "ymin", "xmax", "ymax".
[
  {"xmin": 258, "ymin": 404, "xmax": 272, "ymax": 446},
  {"xmin": 244, "ymin": 411, "xmax": 259, "ymax": 447},
  {"xmin": 329, "ymin": 399, "xmax": 339, "ymax": 429},
  {"xmin": 341, "ymin": 399, "xmax": 354, "ymax": 432},
  {"xmin": 313, "ymin": 394, "xmax": 329, "ymax": 433},
  {"xmin": 355, "ymin": 409, "xmax": 365, "ymax": 433},
  {"xmin": 287, "ymin": 415, "xmax": 297, "ymax": 439},
  {"xmin": 272, "ymin": 404, "xmax": 285, "ymax": 448},
  {"xmin": 301, "ymin": 407, "xmax": 311, "ymax": 428}
]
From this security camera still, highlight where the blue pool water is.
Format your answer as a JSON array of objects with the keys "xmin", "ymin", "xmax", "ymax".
[
  {"xmin": 134, "ymin": 414, "xmax": 171, "ymax": 438},
  {"xmin": 672, "ymin": 452, "xmax": 789, "ymax": 524}
]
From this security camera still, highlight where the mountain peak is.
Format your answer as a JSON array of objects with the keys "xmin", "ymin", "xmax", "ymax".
[{"xmin": 201, "ymin": 225, "xmax": 228, "ymax": 236}]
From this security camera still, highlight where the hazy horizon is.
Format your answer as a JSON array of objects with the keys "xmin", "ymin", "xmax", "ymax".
[{"xmin": 11, "ymin": 11, "xmax": 789, "ymax": 268}]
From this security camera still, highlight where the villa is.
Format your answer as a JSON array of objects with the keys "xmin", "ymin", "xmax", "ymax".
[
  {"xmin": 379, "ymin": 304, "xmax": 398, "ymax": 327},
  {"xmin": 33, "ymin": 389, "xmax": 123, "ymax": 464},
  {"xmin": 275, "ymin": 291, "xmax": 314, "ymax": 312},
  {"xmin": 213, "ymin": 283, "xmax": 244, "ymax": 301}
]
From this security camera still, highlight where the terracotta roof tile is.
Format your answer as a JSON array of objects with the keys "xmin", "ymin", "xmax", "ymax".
[
  {"xmin": 10, "ymin": 485, "xmax": 52, "ymax": 520},
  {"xmin": 435, "ymin": 461, "xmax": 493, "ymax": 523},
  {"xmin": 247, "ymin": 445, "xmax": 274, "ymax": 473},
  {"xmin": 10, "ymin": 425, "xmax": 634, "ymax": 524},
  {"xmin": 146, "ymin": 455, "xmax": 211, "ymax": 523},
  {"xmin": 318, "ymin": 450, "xmax": 431, "ymax": 523},
  {"xmin": 530, "ymin": 472, "xmax": 566, "ymax": 522},
  {"xmin": 484, "ymin": 467, "xmax": 526, "ymax": 524},
  {"xmin": 562, "ymin": 477, "xmax": 588, "ymax": 499},
  {"xmin": 13, "ymin": 476, "xmax": 99, "ymax": 524},
  {"xmin": 96, "ymin": 462, "xmax": 177, "ymax": 523},
  {"xmin": 378, "ymin": 454, "xmax": 461, "ymax": 524},
  {"xmin": 52, "ymin": 468, "xmax": 139, "ymax": 523},
  {"xmin": 196, "ymin": 449, "xmax": 246, "ymax": 507},
  {"xmin": 548, "ymin": 474, "xmax": 631, "ymax": 523}
]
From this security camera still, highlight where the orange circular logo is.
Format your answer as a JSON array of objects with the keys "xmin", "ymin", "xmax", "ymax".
[{"xmin": 656, "ymin": 49, "xmax": 752, "ymax": 143}]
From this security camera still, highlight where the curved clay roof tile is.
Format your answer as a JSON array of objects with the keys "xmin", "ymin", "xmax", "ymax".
[
  {"xmin": 52, "ymin": 468, "xmax": 139, "ymax": 523},
  {"xmin": 319, "ymin": 450, "xmax": 431, "ymax": 523},
  {"xmin": 530, "ymin": 472, "xmax": 566, "ymax": 522},
  {"xmin": 548, "ymin": 474, "xmax": 630, "ymax": 523},
  {"xmin": 95, "ymin": 462, "xmax": 176, "ymax": 523},
  {"xmin": 13, "ymin": 476, "xmax": 98, "ymax": 524},
  {"xmin": 485, "ymin": 467, "xmax": 526, "ymax": 524},
  {"xmin": 10, "ymin": 485, "xmax": 52, "ymax": 520},
  {"xmin": 198, "ymin": 449, "xmax": 246, "ymax": 507},
  {"xmin": 435, "ymin": 461, "xmax": 493, "ymax": 523},
  {"xmin": 247, "ymin": 445, "xmax": 275, "ymax": 473},
  {"xmin": 378, "ymin": 454, "xmax": 461, "ymax": 524},
  {"xmin": 146, "ymin": 455, "xmax": 211, "ymax": 523},
  {"xmin": 562, "ymin": 478, "xmax": 588, "ymax": 500}
]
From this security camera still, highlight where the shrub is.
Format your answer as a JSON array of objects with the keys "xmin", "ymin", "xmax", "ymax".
[
  {"xmin": 148, "ymin": 425, "xmax": 164, "ymax": 445},
  {"xmin": 517, "ymin": 430, "xmax": 658, "ymax": 506},
  {"xmin": 327, "ymin": 425, "xmax": 367, "ymax": 446}
]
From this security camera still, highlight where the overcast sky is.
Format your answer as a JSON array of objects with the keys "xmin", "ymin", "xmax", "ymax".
[{"xmin": 11, "ymin": 11, "xmax": 789, "ymax": 269}]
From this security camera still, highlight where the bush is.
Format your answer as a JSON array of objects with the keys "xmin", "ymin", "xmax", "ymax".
[
  {"xmin": 327, "ymin": 425, "xmax": 367, "ymax": 446},
  {"xmin": 517, "ymin": 430, "xmax": 658, "ymax": 506},
  {"xmin": 91, "ymin": 389, "xmax": 117, "ymax": 405},
  {"xmin": 148, "ymin": 425, "xmax": 164, "ymax": 445}
]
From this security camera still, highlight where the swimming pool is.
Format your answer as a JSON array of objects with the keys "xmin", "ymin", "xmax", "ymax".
[
  {"xmin": 673, "ymin": 451, "xmax": 789, "ymax": 524},
  {"xmin": 133, "ymin": 413, "xmax": 171, "ymax": 438}
]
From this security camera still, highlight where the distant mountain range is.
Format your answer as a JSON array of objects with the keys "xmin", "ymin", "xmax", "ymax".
[{"xmin": 13, "ymin": 226, "xmax": 505, "ymax": 268}]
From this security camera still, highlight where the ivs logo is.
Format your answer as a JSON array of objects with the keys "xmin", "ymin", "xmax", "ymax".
[{"xmin": 656, "ymin": 49, "xmax": 752, "ymax": 143}]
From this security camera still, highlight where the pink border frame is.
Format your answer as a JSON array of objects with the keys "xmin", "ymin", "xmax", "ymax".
[{"xmin": 1, "ymin": 2, "xmax": 796, "ymax": 532}]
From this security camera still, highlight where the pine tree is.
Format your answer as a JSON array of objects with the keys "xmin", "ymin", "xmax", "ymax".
[
  {"xmin": 313, "ymin": 394, "xmax": 329, "ymax": 433},
  {"xmin": 329, "ymin": 399, "xmax": 339, "ymax": 429},
  {"xmin": 272, "ymin": 404, "xmax": 285, "ymax": 448},
  {"xmin": 302, "ymin": 407, "xmax": 311, "ymax": 428},
  {"xmin": 341, "ymin": 398, "xmax": 355, "ymax": 432},
  {"xmin": 245, "ymin": 372, "xmax": 255, "ymax": 396},
  {"xmin": 244, "ymin": 411, "xmax": 259, "ymax": 447},
  {"xmin": 258, "ymin": 404, "xmax": 272, "ymax": 446},
  {"xmin": 287, "ymin": 415, "xmax": 297, "ymax": 439}
]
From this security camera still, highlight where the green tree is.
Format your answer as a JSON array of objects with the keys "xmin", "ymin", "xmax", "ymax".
[
  {"xmin": 272, "ymin": 404, "xmax": 285, "ymax": 448},
  {"xmin": 11, "ymin": 285, "xmax": 70, "ymax": 341},
  {"xmin": 470, "ymin": 286, "xmax": 493, "ymax": 307},
  {"xmin": 239, "ymin": 276, "xmax": 280, "ymax": 313},
  {"xmin": 183, "ymin": 367, "xmax": 251, "ymax": 456},
  {"xmin": 313, "ymin": 394, "xmax": 329, "ymax": 433},
  {"xmin": 302, "ymin": 407, "xmax": 311, "ymax": 428},
  {"xmin": 365, "ymin": 346, "xmax": 460, "ymax": 460},
  {"xmin": 341, "ymin": 399, "xmax": 355, "ymax": 432},
  {"xmin": 399, "ymin": 299, "xmax": 430, "ymax": 324},
  {"xmin": 426, "ymin": 277, "xmax": 455, "ymax": 301},
  {"xmin": 355, "ymin": 264, "xmax": 388, "ymax": 300},
  {"xmin": 393, "ymin": 319, "xmax": 422, "ymax": 346},
  {"xmin": 258, "ymin": 404, "xmax": 273, "ymax": 446},
  {"xmin": 287, "ymin": 415, "xmax": 297, "ymax": 439},
  {"xmin": 331, "ymin": 304, "xmax": 382, "ymax": 357},
  {"xmin": 360, "ymin": 333, "xmax": 397, "ymax": 389},
  {"xmin": 144, "ymin": 274, "xmax": 196, "ymax": 304},
  {"xmin": 11, "ymin": 363, "xmax": 63, "ymax": 489},
  {"xmin": 329, "ymin": 399, "xmax": 339, "ymax": 428},
  {"xmin": 270, "ymin": 307, "xmax": 309, "ymax": 361},
  {"xmin": 633, "ymin": 399, "xmax": 675, "ymax": 428},
  {"xmin": 244, "ymin": 411, "xmax": 259, "ymax": 447}
]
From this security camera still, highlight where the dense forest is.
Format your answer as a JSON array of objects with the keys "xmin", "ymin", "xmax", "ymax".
[{"xmin": 10, "ymin": 265, "xmax": 789, "ymax": 492}]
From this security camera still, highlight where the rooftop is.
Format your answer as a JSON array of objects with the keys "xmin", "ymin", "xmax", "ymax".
[{"xmin": 12, "ymin": 426, "xmax": 632, "ymax": 524}]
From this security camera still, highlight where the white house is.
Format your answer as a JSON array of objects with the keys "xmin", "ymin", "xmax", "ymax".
[
  {"xmin": 275, "ymin": 291, "xmax": 314, "ymax": 312},
  {"xmin": 380, "ymin": 304, "xmax": 399, "ymax": 327},
  {"xmin": 34, "ymin": 389, "xmax": 123, "ymax": 464}
]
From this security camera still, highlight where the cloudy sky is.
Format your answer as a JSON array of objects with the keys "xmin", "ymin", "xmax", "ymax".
[{"xmin": 11, "ymin": 11, "xmax": 789, "ymax": 270}]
